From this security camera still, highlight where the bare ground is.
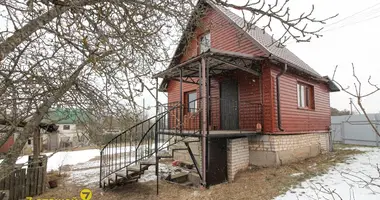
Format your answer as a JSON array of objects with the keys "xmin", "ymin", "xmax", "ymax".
[{"xmin": 37, "ymin": 146, "xmax": 362, "ymax": 200}]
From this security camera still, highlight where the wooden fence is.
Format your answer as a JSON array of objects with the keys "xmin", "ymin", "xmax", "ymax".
[{"xmin": 0, "ymin": 156, "xmax": 47, "ymax": 200}]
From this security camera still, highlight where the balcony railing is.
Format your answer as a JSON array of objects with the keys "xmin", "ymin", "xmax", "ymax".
[{"xmin": 158, "ymin": 97, "xmax": 263, "ymax": 134}]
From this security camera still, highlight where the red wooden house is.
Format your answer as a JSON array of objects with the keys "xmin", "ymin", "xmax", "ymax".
[{"xmin": 153, "ymin": 0, "xmax": 339, "ymax": 185}]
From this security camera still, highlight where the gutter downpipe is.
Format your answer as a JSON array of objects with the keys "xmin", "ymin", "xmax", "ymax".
[{"xmin": 276, "ymin": 63, "xmax": 287, "ymax": 131}]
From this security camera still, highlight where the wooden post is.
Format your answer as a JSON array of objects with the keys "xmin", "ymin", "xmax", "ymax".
[
  {"xmin": 21, "ymin": 169, "xmax": 26, "ymax": 199},
  {"xmin": 33, "ymin": 128, "xmax": 41, "ymax": 166},
  {"xmin": 26, "ymin": 168, "xmax": 31, "ymax": 196}
]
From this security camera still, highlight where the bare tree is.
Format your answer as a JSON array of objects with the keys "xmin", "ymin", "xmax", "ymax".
[
  {"xmin": 332, "ymin": 64, "xmax": 380, "ymax": 137},
  {"xmin": 0, "ymin": 0, "xmax": 333, "ymax": 178}
]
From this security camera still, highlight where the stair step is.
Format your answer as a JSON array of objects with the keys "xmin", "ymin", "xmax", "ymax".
[
  {"xmin": 172, "ymin": 148, "xmax": 188, "ymax": 151},
  {"xmin": 157, "ymin": 152, "xmax": 172, "ymax": 158},
  {"xmin": 170, "ymin": 172, "xmax": 189, "ymax": 183},
  {"xmin": 183, "ymin": 138, "xmax": 200, "ymax": 143},
  {"xmin": 116, "ymin": 172, "xmax": 140, "ymax": 180},
  {"xmin": 140, "ymin": 159, "xmax": 156, "ymax": 165},
  {"xmin": 127, "ymin": 165, "xmax": 141, "ymax": 172}
]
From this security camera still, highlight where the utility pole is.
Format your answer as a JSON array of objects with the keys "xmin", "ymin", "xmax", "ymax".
[{"xmin": 349, "ymin": 98, "xmax": 353, "ymax": 115}]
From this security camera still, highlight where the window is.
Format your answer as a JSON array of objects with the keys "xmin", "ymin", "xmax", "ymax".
[
  {"xmin": 63, "ymin": 125, "xmax": 70, "ymax": 130},
  {"xmin": 186, "ymin": 91, "xmax": 197, "ymax": 113},
  {"xmin": 297, "ymin": 83, "xmax": 314, "ymax": 109},
  {"xmin": 199, "ymin": 32, "xmax": 210, "ymax": 54}
]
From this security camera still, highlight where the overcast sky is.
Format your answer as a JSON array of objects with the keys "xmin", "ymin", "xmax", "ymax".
[{"xmin": 285, "ymin": 0, "xmax": 380, "ymax": 113}]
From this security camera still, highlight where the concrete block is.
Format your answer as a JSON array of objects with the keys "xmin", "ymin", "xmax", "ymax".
[{"xmin": 249, "ymin": 150, "xmax": 278, "ymax": 166}]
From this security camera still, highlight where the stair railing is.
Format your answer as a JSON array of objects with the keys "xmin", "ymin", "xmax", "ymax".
[{"xmin": 99, "ymin": 103, "xmax": 177, "ymax": 186}]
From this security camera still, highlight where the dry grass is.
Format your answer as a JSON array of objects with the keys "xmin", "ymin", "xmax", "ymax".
[{"xmin": 37, "ymin": 146, "xmax": 362, "ymax": 200}]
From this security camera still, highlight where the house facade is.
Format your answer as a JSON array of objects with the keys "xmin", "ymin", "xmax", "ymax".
[
  {"xmin": 154, "ymin": 0, "xmax": 339, "ymax": 185},
  {"xmin": 42, "ymin": 109, "xmax": 89, "ymax": 150}
]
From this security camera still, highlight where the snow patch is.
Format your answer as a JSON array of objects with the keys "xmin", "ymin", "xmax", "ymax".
[{"xmin": 276, "ymin": 147, "xmax": 380, "ymax": 200}]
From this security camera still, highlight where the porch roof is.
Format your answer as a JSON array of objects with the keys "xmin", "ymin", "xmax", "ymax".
[{"xmin": 153, "ymin": 48, "xmax": 262, "ymax": 79}]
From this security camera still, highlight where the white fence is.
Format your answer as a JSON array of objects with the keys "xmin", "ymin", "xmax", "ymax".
[{"xmin": 331, "ymin": 114, "xmax": 380, "ymax": 146}]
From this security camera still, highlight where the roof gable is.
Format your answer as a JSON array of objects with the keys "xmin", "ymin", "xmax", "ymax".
[
  {"xmin": 211, "ymin": 3, "xmax": 321, "ymax": 77},
  {"xmin": 170, "ymin": 0, "xmax": 322, "ymax": 78}
]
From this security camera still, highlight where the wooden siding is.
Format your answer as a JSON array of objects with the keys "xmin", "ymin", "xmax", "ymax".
[
  {"xmin": 167, "ymin": 79, "xmax": 200, "ymax": 130},
  {"xmin": 179, "ymin": 6, "xmax": 266, "ymax": 63},
  {"xmin": 261, "ymin": 62, "xmax": 276, "ymax": 133},
  {"xmin": 271, "ymin": 63, "xmax": 331, "ymax": 133},
  {"xmin": 167, "ymin": 70, "xmax": 262, "ymax": 131},
  {"xmin": 166, "ymin": 5, "xmax": 331, "ymax": 134}
]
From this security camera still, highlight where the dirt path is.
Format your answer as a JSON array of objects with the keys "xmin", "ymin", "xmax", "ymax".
[{"xmin": 37, "ymin": 147, "xmax": 361, "ymax": 200}]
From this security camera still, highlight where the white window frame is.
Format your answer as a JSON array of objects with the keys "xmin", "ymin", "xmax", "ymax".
[
  {"xmin": 297, "ymin": 83, "xmax": 313, "ymax": 109},
  {"xmin": 200, "ymin": 32, "xmax": 210, "ymax": 54},
  {"xmin": 187, "ymin": 91, "xmax": 197, "ymax": 113}
]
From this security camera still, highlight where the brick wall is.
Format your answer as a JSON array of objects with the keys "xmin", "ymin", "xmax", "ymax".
[
  {"xmin": 249, "ymin": 132, "xmax": 329, "ymax": 152},
  {"xmin": 227, "ymin": 137, "xmax": 249, "ymax": 182},
  {"xmin": 248, "ymin": 132, "xmax": 330, "ymax": 166}
]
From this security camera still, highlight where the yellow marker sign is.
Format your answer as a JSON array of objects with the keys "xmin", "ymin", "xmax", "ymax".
[{"xmin": 80, "ymin": 188, "xmax": 93, "ymax": 200}]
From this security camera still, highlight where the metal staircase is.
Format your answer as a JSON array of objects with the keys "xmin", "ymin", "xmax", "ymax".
[{"xmin": 99, "ymin": 101, "xmax": 202, "ymax": 188}]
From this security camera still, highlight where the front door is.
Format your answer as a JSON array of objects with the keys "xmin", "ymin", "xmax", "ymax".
[{"xmin": 220, "ymin": 80, "xmax": 239, "ymax": 130}]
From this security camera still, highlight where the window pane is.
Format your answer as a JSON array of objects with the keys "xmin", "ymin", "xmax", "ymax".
[
  {"xmin": 305, "ymin": 87, "xmax": 310, "ymax": 107},
  {"xmin": 188, "ymin": 92, "xmax": 197, "ymax": 113},
  {"xmin": 300, "ymin": 85, "xmax": 305, "ymax": 108},
  {"xmin": 297, "ymin": 84, "xmax": 301, "ymax": 107},
  {"xmin": 200, "ymin": 33, "xmax": 210, "ymax": 53}
]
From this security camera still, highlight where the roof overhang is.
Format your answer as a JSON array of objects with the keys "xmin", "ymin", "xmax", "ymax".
[
  {"xmin": 154, "ymin": 48, "xmax": 263, "ymax": 91},
  {"xmin": 323, "ymin": 76, "xmax": 340, "ymax": 92}
]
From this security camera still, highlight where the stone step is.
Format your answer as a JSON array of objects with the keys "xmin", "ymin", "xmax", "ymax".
[{"xmin": 170, "ymin": 172, "xmax": 189, "ymax": 183}]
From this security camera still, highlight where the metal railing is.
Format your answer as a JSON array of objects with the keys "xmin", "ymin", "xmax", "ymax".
[
  {"xmin": 159, "ymin": 97, "xmax": 263, "ymax": 132},
  {"xmin": 209, "ymin": 97, "xmax": 263, "ymax": 131},
  {"xmin": 99, "ymin": 96, "xmax": 263, "ymax": 186},
  {"xmin": 99, "ymin": 105, "xmax": 179, "ymax": 186},
  {"xmin": 158, "ymin": 98, "xmax": 202, "ymax": 135}
]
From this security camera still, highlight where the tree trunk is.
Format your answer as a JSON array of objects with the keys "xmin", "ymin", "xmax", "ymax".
[
  {"xmin": 357, "ymin": 98, "xmax": 380, "ymax": 137},
  {"xmin": 0, "ymin": 60, "xmax": 88, "ymax": 179},
  {"xmin": 0, "ymin": 50, "xmax": 113, "ymax": 179},
  {"xmin": 32, "ymin": 128, "xmax": 41, "ymax": 166}
]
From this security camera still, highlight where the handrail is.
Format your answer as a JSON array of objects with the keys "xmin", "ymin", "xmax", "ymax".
[{"xmin": 99, "ymin": 103, "xmax": 184, "ymax": 186}]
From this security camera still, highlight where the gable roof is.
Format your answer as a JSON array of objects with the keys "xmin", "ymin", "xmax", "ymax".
[
  {"xmin": 42, "ymin": 108, "xmax": 89, "ymax": 124},
  {"xmin": 170, "ymin": 0, "xmax": 322, "ymax": 78},
  {"xmin": 210, "ymin": 2, "xmax": 321, "ymax": 77}
]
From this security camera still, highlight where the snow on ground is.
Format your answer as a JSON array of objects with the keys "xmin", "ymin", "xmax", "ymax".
[{"xmin": 276, "ymin": 146, "xmax": 380, "ymax": 200}]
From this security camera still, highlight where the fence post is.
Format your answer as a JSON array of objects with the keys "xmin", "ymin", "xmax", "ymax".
[
  {"xmin": 376, "ymin": 125, "xmax": 380, "ymax": 147},
  {"xmin": 329, "ymin": 127, "xmax": 333, "ymax": 152},
  {"xmin": 341, "ymin": 122, "xmax": 345, "ymax": 144}
]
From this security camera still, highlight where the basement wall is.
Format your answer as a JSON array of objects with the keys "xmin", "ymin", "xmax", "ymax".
[{"xmin": 248, "ymin": 132, "xmax": 330, "ymax": 166}]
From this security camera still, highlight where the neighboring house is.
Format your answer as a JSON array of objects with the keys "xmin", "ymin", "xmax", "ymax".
[
  {"xmin": 0, "ymin": 132, "xmax": 14, "ymax": 153},
  {"xmin": 0, "ymin": 119, "xmax": 57, "ymax": 154},
  {"xmin": 42, "ymin": 108, "xmax": 89, "ymax": 150},
  {"xmin": 154, "ymin": 0, "xmax": 340, "ymax": 184}
]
